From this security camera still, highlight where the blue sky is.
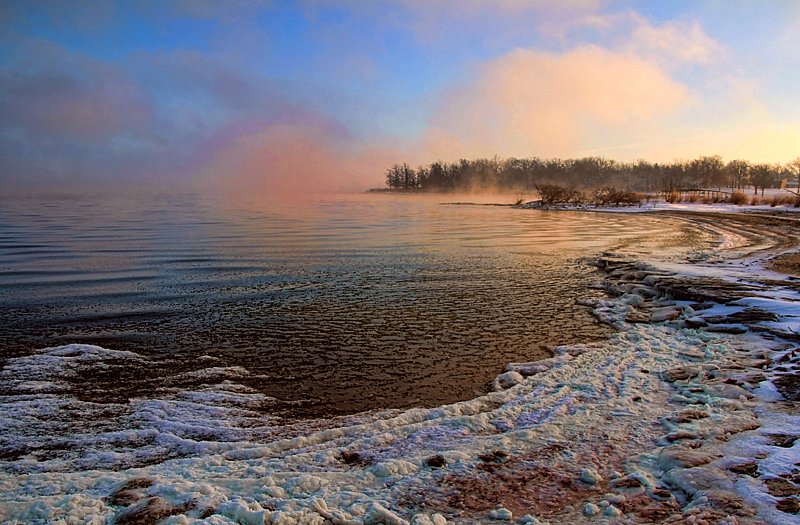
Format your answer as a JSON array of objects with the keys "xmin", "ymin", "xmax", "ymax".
[{"xmin": 1, "ymin": 0, "xmax": 799, "ymax": 192}]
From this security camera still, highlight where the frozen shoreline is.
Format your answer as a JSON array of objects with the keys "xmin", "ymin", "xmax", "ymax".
[{"xmin": 2, "ymin": 207, "xmax": 800, "ymax": 525}]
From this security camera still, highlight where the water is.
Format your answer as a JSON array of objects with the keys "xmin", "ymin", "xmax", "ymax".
[{"xmin": 0, "ymin": 191, "xmax": 702, "ymax": 418}]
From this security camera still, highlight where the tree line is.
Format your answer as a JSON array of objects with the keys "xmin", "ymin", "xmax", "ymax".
[{"xmin": 384, "ymin": 155, "xmax": 800, "ymax": 196}]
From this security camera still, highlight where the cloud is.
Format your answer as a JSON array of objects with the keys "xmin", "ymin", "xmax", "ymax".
[
  {"xmin": 412, "ymin": 11, "xmax": 800, "ymax": 165},
  {"xmin": 0, "ymin": 37, "xmax": 326, "ymax": 186},
  {"xmin": 423, "ymin": 45, "xmax": 692, "ymax": 160},
  {"xmin": 3, "ymin": 0, "xmax": 798, "ymax": 193},
  {"xmin": 0, "ymin": 40, "xmax": 152, "ymax": 140}
]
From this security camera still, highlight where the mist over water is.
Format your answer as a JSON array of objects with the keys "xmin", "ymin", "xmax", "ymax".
[{"xmin": 0, "ymin": 191, "xmax": 702, "ymax": 417}]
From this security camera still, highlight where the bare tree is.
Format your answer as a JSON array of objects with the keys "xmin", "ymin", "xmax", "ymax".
[
  {"xmin": 725, "ymin": 159, "xmax": 750, "ymax": 190},
  {"xmin": 750, "ymin": 163, "xmax": 776, "ymax": 197}
]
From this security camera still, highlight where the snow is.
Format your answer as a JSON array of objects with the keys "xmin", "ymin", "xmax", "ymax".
[
  {"xmin": 521, "ymin": 188, "xmax": 800, "ymax": 216},
  {"xmin": 2, "ymin": 207, "xmax": 800, "ymax": 524}
]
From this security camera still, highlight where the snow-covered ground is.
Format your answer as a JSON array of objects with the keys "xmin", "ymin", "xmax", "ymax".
[
  {"xmin": 2, "ymin": 204, "xmax": 800, "ymax": 525},
  {"xmin": 522, "ymin": 187, "xmax": 800, "ymax": 215}
]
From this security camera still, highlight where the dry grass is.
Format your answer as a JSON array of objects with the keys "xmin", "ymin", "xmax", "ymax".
[
  {"xmin": 665, "ymin": 191, "xmax": 681, "ymax": 203},
  {"xmin": 688, "ymin": 193, "xmax": 701, "ymax": 203},
  {"xmin": 730, "ymin": 191, "xmax": 748, "ymax": 205},
  {"xmin": 762, "ymin": 196, "xmax": 775, "ymax": 206},
  {"xmin": 750, "ymin": 195, "xmax": 760, "ymax": 206}
]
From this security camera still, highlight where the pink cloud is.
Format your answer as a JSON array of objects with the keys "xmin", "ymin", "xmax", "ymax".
[
  {"xmin": 423, "ymin": 45, "xmax": 691, "ymax": 160},
  {"xmin": 195, "ymin": 117, "xmax": 403, "ymax": 198}
]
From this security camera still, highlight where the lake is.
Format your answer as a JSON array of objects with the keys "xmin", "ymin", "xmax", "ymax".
[{"xmin": 0, "ymin": 191, "xmax": 705, "ymax": 418}]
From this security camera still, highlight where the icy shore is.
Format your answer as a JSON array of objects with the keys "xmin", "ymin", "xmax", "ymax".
[{"xmin": 2, "ymin": 210, "xmax": 800, "ymax": 525}]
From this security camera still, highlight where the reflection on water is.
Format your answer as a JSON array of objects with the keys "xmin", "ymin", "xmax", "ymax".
[{"xmin": 0, "ymin": 191, "xmax": 703, "ymax": 417}]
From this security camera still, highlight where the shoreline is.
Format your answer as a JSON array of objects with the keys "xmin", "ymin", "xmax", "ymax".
[{"xmin": 2, "ymin": 208, "xmax": 800, "ymax": 524}]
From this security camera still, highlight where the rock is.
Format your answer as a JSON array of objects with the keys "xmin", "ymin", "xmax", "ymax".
[
  {"xmin": 363, "ymin": 502, "xmax": 409, "ymax": 525},
  {"xmin": 625, "ymin": 311, "xmax": 651, "ymax": 324},
  {"xmin": 611, "ymin": 476, "xmax": 643, "ymax": 489},
  {"xmin": 478, "ymin": 450, "xmax": 507, "ymax": 463},
  {"xmin": 489, "ymin": 507, "xmax": 513, "ymax": 520},
  {"xmin": 669, "ymin": 408, "xmax": 709, "ymax": 423},
  {"xmin": 658, "ymin": 445, "xmax": 717, "ymax": 470},
  {"xmin": 602, "ymin": 505, "xmax": 622, "ymax": 517},
  {"xmin": 493, "ymin": 371, "xmax": 524, "ymax": 391},
  {"xmin": 769, "ymin": 434, "xmax": 799, "ymax": 448},
  {"xmin": 665, "ymin": 430, "xmax": 697, "ymax": 442},
  {"xmin": 677, "ymin": 350, "xmax": 706, "ymax": 362},
  {"xmin": 728, "ymin": 462, "xmax": 759, "ymax": 477},
  {"xmin": 425, "ymin": 455, "xmax": 446, "ymax": 468},
  {"xmin": 580, "ymin": 468, "xmax": 602, "ymax": 485},
  {"xmin": 664, "ymin": 466, "xmax": 735, "ymax": 496},
  {"xmin": 777, "ymin": 498, "xmax": 800, "ymax": 514},
  {"xmin": 715, "ymin": 414, "xmax": 760, "ymax": 436},
  {"xmin": 650, "ymin": 307, "xmax": 682, "ymax": 323},
  {"xmin": 108, "ymin": 478, "xmax": 154, "ymax": 507},
  {"xmin": 685, "ymin": 316, "xmax": 708, "ymax": 328},
  {"xmin": 765, "ymin": 478, "xmax": 800, "ymax": 497},
  {"xmin": 114, "ymin": 497, "xmax": 183, "ymax": 525},
  {"xmin": 706, "ymin": 490, "xmax": 749, "ymax": 515},
  {"xmin": 705, "ymin": 308, "xmax": 778, "ymax": 324},
  {"xmin": 341, "ymin": 451, "xmax": 361, "ymax": 465},
  {"xmin": 662, "ymin": 366, "xmax": 701, "ymax": 382},
  {"xmin": 583, "ymin": 503, "xmax": 600, "ymax": 516},
  {"xmin": 774, "ymin": 374, "xmax": 800, "ymax": 401},
  {"xmin": 649, "ymin": 488, "xmax": 673, "ymax": 500},
  {"xmin": 704, "ymin": 383, "xmax": 753, "ymax": 400},
  {"xmin": 707, "ymin": 325, "xmax": 747, "ymax": 334},
  {"xmin": 411, "ymin": 514, "xmax": 448, "ymax": 525}
]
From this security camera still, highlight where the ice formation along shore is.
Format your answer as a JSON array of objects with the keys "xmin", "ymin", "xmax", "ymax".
[{"xmin": 2, "ymin": 216, "xmax": 800, "ymax": 524}]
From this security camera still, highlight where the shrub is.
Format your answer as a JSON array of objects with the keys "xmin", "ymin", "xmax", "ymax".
[
  {"xmin": 665, "ymin": 191, "xmax": 681, "ymax": 203},
  {"xmin": 593, "ymin": 187, "xmax": 643, "ymax": 206},
  {"xmin": 762, "ymin": 196, "xmax": 774, "ymax": 207},
  {"xmin": 570, "ymin": 191, "xmax": 587, "ymax": 205},
  {"xmin": 730, "ymin": 191, "xmax": 747, "ymax": 205},
  {"xmin": 535, "ymin": 183, "xmax": 581, "ymax": 205},
  {"xmin": 795, "ymin": 195, "xmax": 800, "ymax": 208},
  {"xmin": 688, "ymin": 193, "xmax": 701, "ymax": 203},
  {"xmin": 750, "ymin": 195, "xmax": 760, "ymax": 205}
]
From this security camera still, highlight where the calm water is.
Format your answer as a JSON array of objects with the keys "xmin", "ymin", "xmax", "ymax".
[{"xmin": 0, "ymin": 191, "xmax": 702, "ymax": 417}]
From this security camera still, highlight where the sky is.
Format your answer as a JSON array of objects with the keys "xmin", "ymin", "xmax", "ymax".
[{"xmin": 1, "ymin": 0, "xmax": 799, "ymax": 193}]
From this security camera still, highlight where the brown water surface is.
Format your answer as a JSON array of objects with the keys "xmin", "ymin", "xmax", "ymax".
[{"xmin": 0, "ymin": 191, "xmax": 707, "ymax": 417}]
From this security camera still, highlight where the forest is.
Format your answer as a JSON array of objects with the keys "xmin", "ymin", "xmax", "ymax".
[{"xmin": 383, "ymin": 156, "xmax": 800, "ymax": 197}]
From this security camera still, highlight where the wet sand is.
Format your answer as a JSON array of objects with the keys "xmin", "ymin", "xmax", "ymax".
[
  {"xmin": 769, "ymin": 252, "xmax": 800, "ymax": 277},
  {"xmin": 658, "ymin": 209, "xmax": 800, "ymax": 279}
]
